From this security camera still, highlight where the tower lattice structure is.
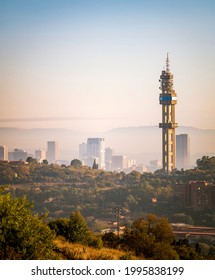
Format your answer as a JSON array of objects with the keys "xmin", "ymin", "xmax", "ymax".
[{"xmin": 159, "ymin": 54, "xmax": 178, "ymax": 173}]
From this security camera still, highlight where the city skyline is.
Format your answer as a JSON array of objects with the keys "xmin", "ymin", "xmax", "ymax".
[{"xmin": 0, "ymin": 0, "xmax": 215, "ymax": 133}]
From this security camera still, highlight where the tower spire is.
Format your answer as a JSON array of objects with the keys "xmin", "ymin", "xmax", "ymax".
[{"xmin": 166, "ymin": 52, "xmax": 170, "ymax": 72}]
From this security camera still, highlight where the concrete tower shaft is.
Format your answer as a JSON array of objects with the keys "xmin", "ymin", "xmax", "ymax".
[{"xmin": 159, "ymin": 54, "xmax": 178, "ymax": 173}]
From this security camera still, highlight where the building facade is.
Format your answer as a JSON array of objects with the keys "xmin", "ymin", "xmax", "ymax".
[
  {"xmin": 176, "ymin": 134, "xmax": 190, "ymax": 170},
  {"xmin": 79, "ymin": 143, "xmax": 87, "ymax": 165},
  {"xmin": 12, "ymin": 149, "xmax": 28, "ymax": 161},
  {"xmin": 111, "ymin": 155, "xmax": 128, "ymax": 171},
  {"xmin": 174, "ymin": 181, "xmax": 215, "ymax": 211},
  {"xmin": 47, "ymin": 141, "xmax": 59, "ymax": 163},
  {"xmin": 159, "ymin": 54, "xmax": 178, "ymax": 173},
  {"xmin": 0, "ymin": 145, "xmax": 8, "ymax": 161},
  {"xmin": 35, "ymin": 149, "xmax": 46, "ymax": 162},
  {"xmin": 105, "ymin": 147, "xmax": 114, "ymax": 171},
  {"xmin": 86, "ymin": 138, "xmax": 105, "ymax": 169}
]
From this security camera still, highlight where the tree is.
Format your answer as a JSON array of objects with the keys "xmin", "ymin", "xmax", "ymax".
[
  {"xmin": 48, "ymin": 213, "xmax": 102, "ymax": 248},
  {"xmin": 102, "ymin": 232, "xmax": 120, "ymax": 249},
  {"xmin": 70, "ymin": 159, "xmax": 82, "ymax": 167},
  {"xmin": 26, "ymin": 156, "xmax": 37, "ymax": 164},
  {"xmin": 67, "ymin": 211, "xmax": 92, "ymax": 245},
  {"xmin": 196, "ymin": 156, "xmax": 215, "ymax": 171},
  {"xmin": 172, "ymin": 239, "xmax": 201, "ymax": 260},
  {"xmin": 48, "ymin": 218, "xmax": 69, "ymax": 237},
  {"xmin": 92, "ymin": 159, "xmax": 98, "ymax": 169},
  {"xmin": 122, "ymin": 214, "xmax": 178, "ymax": 259},
  {"xmin": 0, "ymin": 191, "xmax": 55, "ymax": 259}
]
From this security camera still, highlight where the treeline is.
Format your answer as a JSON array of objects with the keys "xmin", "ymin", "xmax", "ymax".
[
  {"xmin": 1, "ymin": 156, "xmax": 215, "ymax": 185},
  {"xmin": 0, "ymin": 156, "xmax": 215, "ymax": 226},
  {"xmin": 0, "ymin": 189, "xmax": 214, "ymax": 260}
]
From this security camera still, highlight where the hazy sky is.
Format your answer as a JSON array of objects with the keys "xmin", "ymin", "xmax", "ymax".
[{"xmin": 0, "ymin": 0, "xmax": 215, "ymax": 132}]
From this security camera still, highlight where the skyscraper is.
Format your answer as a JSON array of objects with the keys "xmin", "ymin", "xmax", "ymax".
[
  {"xmin": 47, "ymin": 141, "xmax": 59, "ymax": 163},
  {"xmin": 159, "ymin": 54, "xmax": 178, "ymax": 173},
  {"xmin": 13, "ymin": 149, "xmax": 28, "ymax": 161},
  {"xmin": 176, "ymin": 134, "xmax": 190, "ymax": 170},
  {"xmin": 0, "ymin": 146, "xmax": 8, "ymax": 161},
  {"xmin": 111, "ymin": 155, "xmax": 127, "ymax": 171},
  {"xmin": 79, "ymin": 143, "xmax": 87, "ymax": 164},
  {"xmin": 35, "ymin": 149, "xmax": 46, "ymax": 162},
  {"xmin": 86, "ymin": 138, "xmax": 105, "ymax": 169},
  {"xmin": 105, "ymin": 147, "xmax": 114, "ymax": 171}
]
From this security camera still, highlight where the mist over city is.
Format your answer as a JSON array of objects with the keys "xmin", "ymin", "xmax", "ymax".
[{"xmin": 0, "ymin": 125, "xmax": 215, "ymax": 169}]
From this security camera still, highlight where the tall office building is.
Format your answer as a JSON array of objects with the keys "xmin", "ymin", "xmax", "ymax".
[
  {"xmin": 35, "ymin": 149, "xmax": 46, "ymax": 162},
  {"xmin": 86, "ymin": 138, "xmax": 105, "ymax": 169},
  {"xmin": 105, "ymin": 147, "xmax": 114, "ymax": 171},
  {"xmin": 0, "ymin": 146, "xmax": 8, "ymax": 161},
  {"xmin": 111, "ymin": 155, "xmax": 127, "ymax": 171},
  {"xmin": 159, "ymin": 54, "xmax": 178, "ymax": 173},
  {"xmin": 176, "ymin": 134, "xmax": 190, "ymax": 170},
  {"xmin": 12, "ymin": 149, "xmax": 28, "ymax": 161},
  {"xmin": 47, "ymin": 141, "xmax": 59, "ymax": 163},
  {"xmin": 79, "ymin": 143, "xmax": 87, "ymax": 164}
]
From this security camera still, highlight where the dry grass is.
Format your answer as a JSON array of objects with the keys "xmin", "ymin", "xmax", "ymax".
[{"xmin": 54, "ymin": 237, "xmax": 138, "ymax": 260}]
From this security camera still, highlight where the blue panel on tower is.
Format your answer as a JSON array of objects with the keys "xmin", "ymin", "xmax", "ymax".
[{"xmin": 159, "ymin": 96, "xmax": 177, "ymax": 101}]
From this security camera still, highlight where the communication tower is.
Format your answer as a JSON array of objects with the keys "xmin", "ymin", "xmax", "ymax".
[{"xmin": 159, "ymin": 54, "xmax": 178, "ymax": 173}]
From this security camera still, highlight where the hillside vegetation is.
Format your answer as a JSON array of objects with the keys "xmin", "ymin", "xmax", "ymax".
[
  {"xmin": 0, "ymin": 156, "xmax": 215, "ymax": 259},
  {"xmin": 1, "ymin": 189, "xmax": 213, "ymax": 260},
  {"xmin": 0, "ymin": 157, "xmax": 215, "ymax": 225}
]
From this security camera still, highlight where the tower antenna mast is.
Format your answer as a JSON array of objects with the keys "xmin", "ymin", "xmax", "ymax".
[{"xmin": 166, "ymin": 52, "xmax": 170, "ymax": 72}]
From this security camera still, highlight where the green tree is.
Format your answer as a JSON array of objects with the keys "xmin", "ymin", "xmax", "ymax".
[
  {"xmin": 122, "ymin": 214, "xmax": 178, "ymax": 259},
  {"xmin": 0, "ymin": 192, "xmax": 55, "ymax": 259},
  {"xmin": 26, "ymin": 156, "xmax": 38, "ymax": 164},
  {"xmin": 48, "ymin": 213, "xmax": 102, "ymax": 249},
  {"xmin": 92, "ymin": 159, "xmax": 98, "ymax": 170},
  {"xmin": 126, "ymin": 194, "xmax": 139, "ymax": 211},
  {"xmin": 172, "ymin": 239, "xmax": 201, "ymax": 260},
  {"xmin": 48, "ymin": 218, "xmax": 69, "ymax": 237},
  {"xmin": 102, "ymin": 232, "xmax": 120, "ymax": 249},
  {"xmin": 70, "ymin": 159, "xmax": 82, "ymax": 167},
  {"xmin": 196, "ymin": 156, "xmax": 215, "ymax": 171},
  {"xmin": 67, "ymin": 211, "xmax": 91, "ymax": 245}
]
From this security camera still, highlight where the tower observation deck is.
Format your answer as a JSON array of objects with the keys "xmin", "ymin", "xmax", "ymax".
[{"xmin": 159, "ymin": 54, "xmax": 178, "ymax": 173}]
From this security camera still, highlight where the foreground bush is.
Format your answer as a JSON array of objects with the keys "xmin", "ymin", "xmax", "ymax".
[
  {"xmin": 48, "ymin": 211, "xmax": 103, "ymax": 248},
  {"xmin": 0, "ymin": 192, "xmax": 55, "ymax": 259}
]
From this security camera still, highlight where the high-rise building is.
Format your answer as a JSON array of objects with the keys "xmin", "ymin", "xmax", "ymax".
[
  {"xmin": 47, "ymin": 141, "xmax": 59, "ymax": 163},
  {"xmin": 105, "ymin": 147, "xmax": 114, "ymax": 171},
  {"xmin": 79, "ymin": 143, "xmax": 87, "ymax": 164},
  {"xmin": 0, "ymin": 145, "xmax": 8, "ymax": 161},
  {"xmin": 149, "ymin": 160, "xmax": 162, "ymax": 173},
  {"xmin": 159, "ymin": 54, "xmax": 178, "ymax": 173},
  {"xmin": 176, "ymin": 134, "xmax": 190, "ymax": 170},
  {"xmin": 111, "ymin": 155, "xmax": 127, "ymax": 171},
  {"xmin": 13, "ymin": 149, "xmax": 28, "ymax": 161},
  {"xmin": 86, "ymin": 138, "xmax": 105, "ymax": 169},
  {"xmin": 35, "ymin": 149, "xmax": 46, "ymax": 162}
]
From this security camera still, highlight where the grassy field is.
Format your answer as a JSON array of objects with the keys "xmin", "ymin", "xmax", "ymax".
[{"xmin": 54, "ymin": 237, "xmax": 139, "ymax": 260}]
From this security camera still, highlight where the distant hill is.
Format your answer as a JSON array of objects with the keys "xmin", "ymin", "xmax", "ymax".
[
  {"xmin": 0, "ymin": 126, "xmax": 215, "ymax": 164},
  {"xmin": 105, "ymin": 125, "xmax": 215, "ymax": 155}
]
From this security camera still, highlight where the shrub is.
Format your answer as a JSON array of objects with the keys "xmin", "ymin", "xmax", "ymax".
[{"xmin": 0, "ymin": 192, "xmax": 55, "ymax": 259}]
